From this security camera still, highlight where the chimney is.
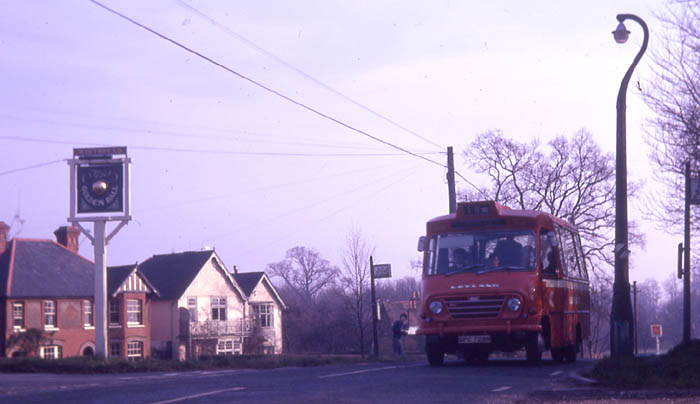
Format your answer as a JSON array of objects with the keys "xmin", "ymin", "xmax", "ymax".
[
  {"xmin": 0, "ymin": 221, "xmax": 9, "ymax": 256},
  {"xmin": 54, "ymin": 226, "xmax": 80, "ymax": 254}
]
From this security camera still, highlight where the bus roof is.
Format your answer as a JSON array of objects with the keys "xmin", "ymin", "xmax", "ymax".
[{"xmin": 426, "ymin": 201, "xmax": 574, "ymax": 230}]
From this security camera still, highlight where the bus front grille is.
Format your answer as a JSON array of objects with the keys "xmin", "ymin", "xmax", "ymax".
[{"xmin": 444, "ymin": 295, "xmax": 505, "ymax": 318}]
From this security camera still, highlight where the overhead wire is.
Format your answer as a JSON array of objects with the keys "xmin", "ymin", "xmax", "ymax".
[
  {"xmin": 0, "ymin": 135, "xmax": 441, "ymax": 158},
  {"xmin": 176, "ymin": 0, "xmax": 445, "ymax": 152},
  {"xmin": 88, "ymin": 0, "xmax": 446, "ymax": 170},
  {"xmin": 0, "ymin": 159, "xmax": 65, "ymax": 176}
]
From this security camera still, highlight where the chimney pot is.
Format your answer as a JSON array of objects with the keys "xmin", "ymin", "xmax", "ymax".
[
  {"xmin": 54, "ymin": 225, "xmax": 80, "ymax": 254},
  {"xmin": 0, "ymin": 221, "xmax": 9, "ymax": 256}
]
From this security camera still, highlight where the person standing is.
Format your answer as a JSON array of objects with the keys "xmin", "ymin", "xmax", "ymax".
[{"xmin": 392, "ymin": 313, "xmax": 408, "ymax": 355}]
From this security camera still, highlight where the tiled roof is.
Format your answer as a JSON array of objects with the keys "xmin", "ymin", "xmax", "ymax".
[
  {"xmin": 231, "ymin": 272, "xmax": 264, "ymax": 297},
  {"xmin": 137, "ymin": 250, "xmax": 213, "ymax": 300},
  {"xmin": 0, "ymin": 239, "xmax": 93, "ymax": 298},
  {"xmin": 107, "ymin": 264, "xmax": 137, "ymax": 296}
]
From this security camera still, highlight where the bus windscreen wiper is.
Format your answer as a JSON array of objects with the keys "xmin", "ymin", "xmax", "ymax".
[{"xmin": 444, "ymin": 264, "xmax": 486, "ymax": 277}]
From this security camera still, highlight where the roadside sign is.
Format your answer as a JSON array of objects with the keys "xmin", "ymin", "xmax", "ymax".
[
  {"xmin": 373, "ymin": 264, "xmax": 392, "ymax": 278},
  {"xmin": 691, "ymin": 178, "xmax": 700, "ymax": 204},
  {"xmin": 651, "ymin": 324, "xmax": 663, "ymax": 338}
]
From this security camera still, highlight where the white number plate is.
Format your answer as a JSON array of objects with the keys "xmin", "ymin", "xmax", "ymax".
[{"xmin": 458, "ymin": 335, "xmax": 491, "ymax": 344}]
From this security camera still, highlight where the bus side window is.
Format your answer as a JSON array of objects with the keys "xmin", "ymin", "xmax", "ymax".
[
  {"xmin": 575, "ymin": 232, "xmax": 588, "ymax": 281},
  {"xmin": 558, "ymin": 227, "xmax": 582, "ymax": 279},
  {"xmin": 540, "ymin": 229, "xmax": 557, "ymax": 276}
]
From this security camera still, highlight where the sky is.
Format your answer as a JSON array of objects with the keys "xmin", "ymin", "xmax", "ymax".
[{"xmin": 0, "ymin": 0, "xmax": 681, "ymax": 286}]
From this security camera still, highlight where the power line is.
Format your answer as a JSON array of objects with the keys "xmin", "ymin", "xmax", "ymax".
[
  {"xmin": 0, "ymin": 159, "xmax": 65, "ymax": 176},
  {"xmin": 88, "ymin": 0, "xmax": 446, "ymax": 170},
  {"xmin": 0, "ymin": 135, "xmax": 441, "ymax": 158},
  {"xmin": 0, "ymin": 113, "xmax": 400, "ymax": 152},
  {"xmin": 176, "ymin": 0, "xmax": 445, "ymax": 152}
]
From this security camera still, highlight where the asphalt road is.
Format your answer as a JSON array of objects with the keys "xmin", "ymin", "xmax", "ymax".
[{"xmin": 0, "ymin": 357, "xmax": 597, "ymax": 404}]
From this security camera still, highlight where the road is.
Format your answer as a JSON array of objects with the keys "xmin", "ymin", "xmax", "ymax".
[{"xmin": 0, "ymin": 357, "xmax": 596, "ymax": 404}]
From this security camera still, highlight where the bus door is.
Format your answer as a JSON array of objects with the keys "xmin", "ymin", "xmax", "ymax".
[{"xmin": 540, "ymin": 228, "xmax": 567, "ymax": 349}]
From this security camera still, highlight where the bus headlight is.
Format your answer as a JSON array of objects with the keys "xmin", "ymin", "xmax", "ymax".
[
  {"xmin": 506, "ymin": 297, "xmax": 522, "ymax": 312},
  {"xmin": 429, "ymin": 301, "xmax": 443, "ymax": 315}
]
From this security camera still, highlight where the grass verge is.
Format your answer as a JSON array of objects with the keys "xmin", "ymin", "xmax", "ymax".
[
  {"xmin": 590, "ymin": 339, "xmax": 700, "ymax": 389},
  {"xmin": 0, "ymin": 353, "xmax": 415, "ymax": 374}
]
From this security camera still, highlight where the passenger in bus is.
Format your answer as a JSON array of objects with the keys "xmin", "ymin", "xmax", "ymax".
[
  {"xmin": 489, "ymin": 235, "xmax": 522, "ymax": 267},
  {"xmin": 451, "ymin": 247, "xmax": 470, "ymax": 270}
]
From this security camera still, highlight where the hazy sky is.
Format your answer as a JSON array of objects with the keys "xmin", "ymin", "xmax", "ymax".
[{"xmin": 0, "ymin": 0, "xmax": 677, "ymax": 285}]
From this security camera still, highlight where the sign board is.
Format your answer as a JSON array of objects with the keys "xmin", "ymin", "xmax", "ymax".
[
  {"xmin": 650, "ymin": 324, "xmax": 663, "ymax": 338},
  {"xmin": 691, "ymin": 178, "xmax": 700, "ymax": 205},
  {"xmin": 373, "ymin": 264, "xmax": 392, "ymax": 278},
  {"xmin": 74, "ymin": 146, "xmax": 127, "ymax": 158}
]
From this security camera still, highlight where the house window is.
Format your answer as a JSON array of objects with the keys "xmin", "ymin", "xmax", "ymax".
[
  {"xmin": 83, "ymin": 300, "xmax": 94, "ymax": 327},
  {"xmin": 217, "ymin": 339, "xmax": 234, "ymax": 355},
  {"xmin": 109, "ymin": 299, "xmax": 120, "ymax": 325},
  {"xmin": 127, "ymin": 341, "xmax": 143, "ymax": 359},
  {"xmin": 126, "ymin": 299, "xmax": 143, "ymax": 325},
  {"xmin": 110, "ymin": 341, "xmax": 122, "ymax": 357},
  {"xmin": 187, "ymin": 297, "xmax": 197, "ymax": 323},
  {"xmin": 211, "ymin": 297, "xmax": 226, "ymax": 321},
  {"xmin": 253, "ymin": 304, "xmax": 274, "ymax": 328},
  {"xmin": 43, "ymin": 300, "xmax": 57, "ymax": 328},
  {"xmin": 12, "ymin": 302, "xmax": 24, "ymax": 329},
  {"xmin": 40, "ymin": 345, "xmax": 62, "ymax": 359}
]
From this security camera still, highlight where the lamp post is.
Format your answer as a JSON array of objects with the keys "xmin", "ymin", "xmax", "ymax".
[{"xmin": 610, "ymin": 14, "xmax": 648, "ymax": 358}]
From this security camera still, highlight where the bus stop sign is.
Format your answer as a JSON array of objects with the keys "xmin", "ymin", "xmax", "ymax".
[
  {"xmin": 651, "ymin": 324, "xmax": 663, "ymax": 338},
  {"xmin": 373, "ymin": 264, "xmax": 392, "ymax": 279},
  {"xmin": 691, "ymin": 178, "xmax": 700, "ymax": 205}
]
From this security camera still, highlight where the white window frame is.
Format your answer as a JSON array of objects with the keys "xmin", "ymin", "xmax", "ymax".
[
  {"xmin": 127, "ymin": 341, "xmax": 143, "ymax": 359},
  {"xmin": 211, "ymin": 297, "xmax": 226, "ymax": 321},
  {"xmin": 43, "ymin": 300, "xmax": 57, "ymax": 329},
  {"xmin": 126, "ymin": 299, "xmax": 143, "ymax": 326},
  {"xmin": 40, "ymin": 345, "xmax": 62, "ymax": 360},
  {"xmin": 216, "ymin": 338, "xmax": 241, "ymax": 355},
  {"xmin": 12, "ymin": 302, "xmax": 24, "ymax": 329},
  {"xmin": 254, "ymin": 303, "xmax": 274, "ymax": 328},
  {"xmin": 83, "ymin": 300, "xmax": 94, "ymax": 328},
  {"xmin": 187, "ymin": 297, "xmax": 198, "ymax": 323}
]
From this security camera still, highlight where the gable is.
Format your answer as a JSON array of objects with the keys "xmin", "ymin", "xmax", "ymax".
[
  {"xmin": 138, "ymin": 250, "xmax": 212, "ymax": 300},
  {"xmin": 181, "ymin": 257, "xmax": 245, "ymax": 303}
]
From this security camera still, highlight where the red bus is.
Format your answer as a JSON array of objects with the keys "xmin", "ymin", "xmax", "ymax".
[{"xmin": 416, "ymin": 201, "xmax": 590, "ymax": 365}]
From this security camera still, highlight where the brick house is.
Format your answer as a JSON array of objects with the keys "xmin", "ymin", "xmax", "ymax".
[
  {"xmin": 138, "ymin": 250, "xmax": 249, "ymax": 360},
  {"xmin": 106, "ymin": 264, "xmax": 159, "ymax": 360},
  {"xmin": 0, "ymin": 224, "xmax": 95, "ymax": 358},
  {"xmin": 0, "ymin": 222, "xmax": 158, "ymax": 359},
  {"xmin": 231, "ymin": 272, "xmax": 286, "ymax": 354}
]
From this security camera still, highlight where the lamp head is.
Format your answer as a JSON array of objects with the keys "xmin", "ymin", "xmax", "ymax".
[{"xmin": 613, "ymin": 21, "xmax": 630, "ymax": 43}]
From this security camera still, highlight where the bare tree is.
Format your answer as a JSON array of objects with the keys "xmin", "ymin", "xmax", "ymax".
[
  {"xmin": 461, "ymin": 129, "xmax": 644, "ymax": 281},
  {"xmin": 267, "ymin": 246, "xmax": 339, "ymax": 301},
  {"xmin": 340, "ymin": 227, "xmax": 374, "ymax": 358},
  {"xmin": 642, "ymin": 0, "xmax": 700, "ymax": 232}
]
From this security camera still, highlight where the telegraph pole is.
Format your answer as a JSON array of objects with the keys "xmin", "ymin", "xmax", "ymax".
[
  {"xmin": 447, "ymin": 146, "xmax": 456, "ymax": 214},
  {"xmin": 370, "ymin": 256, "xmax": 379, "ymax": 357},
  {"xmin": 683, "ymin": 161, "xmax": 692, "ymax": 344}
]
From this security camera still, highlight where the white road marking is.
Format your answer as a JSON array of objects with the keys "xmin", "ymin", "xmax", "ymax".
[
  {"xmin": 549, "ymin": 370, "xmax": 564, "ymax": 377},
  {"xmin": 491, "ymin": 386, "xmax": 511, "ymax": 392},
  {"xmin": 318, "ymin": 364, "xmax": 423, "ymax": 379},
  {"xmin": 144, "ymin": 387, "xmax": 245, "ymax": 404}
]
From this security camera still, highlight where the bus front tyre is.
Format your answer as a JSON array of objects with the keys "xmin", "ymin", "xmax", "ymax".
[
  {"xmin": 426, "ymin": 339, "xmax": 445, "ymax": 366},
  {"xmin": 526, "ymin": 332, "xmax": 544, "ymax": 365}
]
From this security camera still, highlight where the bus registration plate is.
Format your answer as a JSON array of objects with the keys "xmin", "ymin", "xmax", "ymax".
[{"xmin": 458, "ymin": 335, "xmax": 491, "ymax": 344}]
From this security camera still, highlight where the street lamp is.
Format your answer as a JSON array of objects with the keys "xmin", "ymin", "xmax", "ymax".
[{"xmin": 610, "ymin": 14, "xmax": 648, "ymax": 358}]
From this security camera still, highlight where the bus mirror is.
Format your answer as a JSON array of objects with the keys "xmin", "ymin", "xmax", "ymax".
[{"xmin": 417, "ymin": 236, "xmax": 426, "ymax": 252}]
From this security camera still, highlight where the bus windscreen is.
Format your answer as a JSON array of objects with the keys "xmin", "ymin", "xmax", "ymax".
[{"xmin": 424, "ymin": 230, "xmax": 536, "ymax": 276}]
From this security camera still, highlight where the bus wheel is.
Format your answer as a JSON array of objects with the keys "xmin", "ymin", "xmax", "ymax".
[
  {"xmin": 564, "ymin": 344, "xmax": 577, "ymax": 363},
  {"xmin": 426, "ymin": 338, "xmax": 445, "ymax": 366},
  {"xmin": 551, "ymin": 347, "xmax": 564, "ymax": 363},
  {"xmin": 526, "ymin": 332, "xmax": 544, "ymax": 365}
]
